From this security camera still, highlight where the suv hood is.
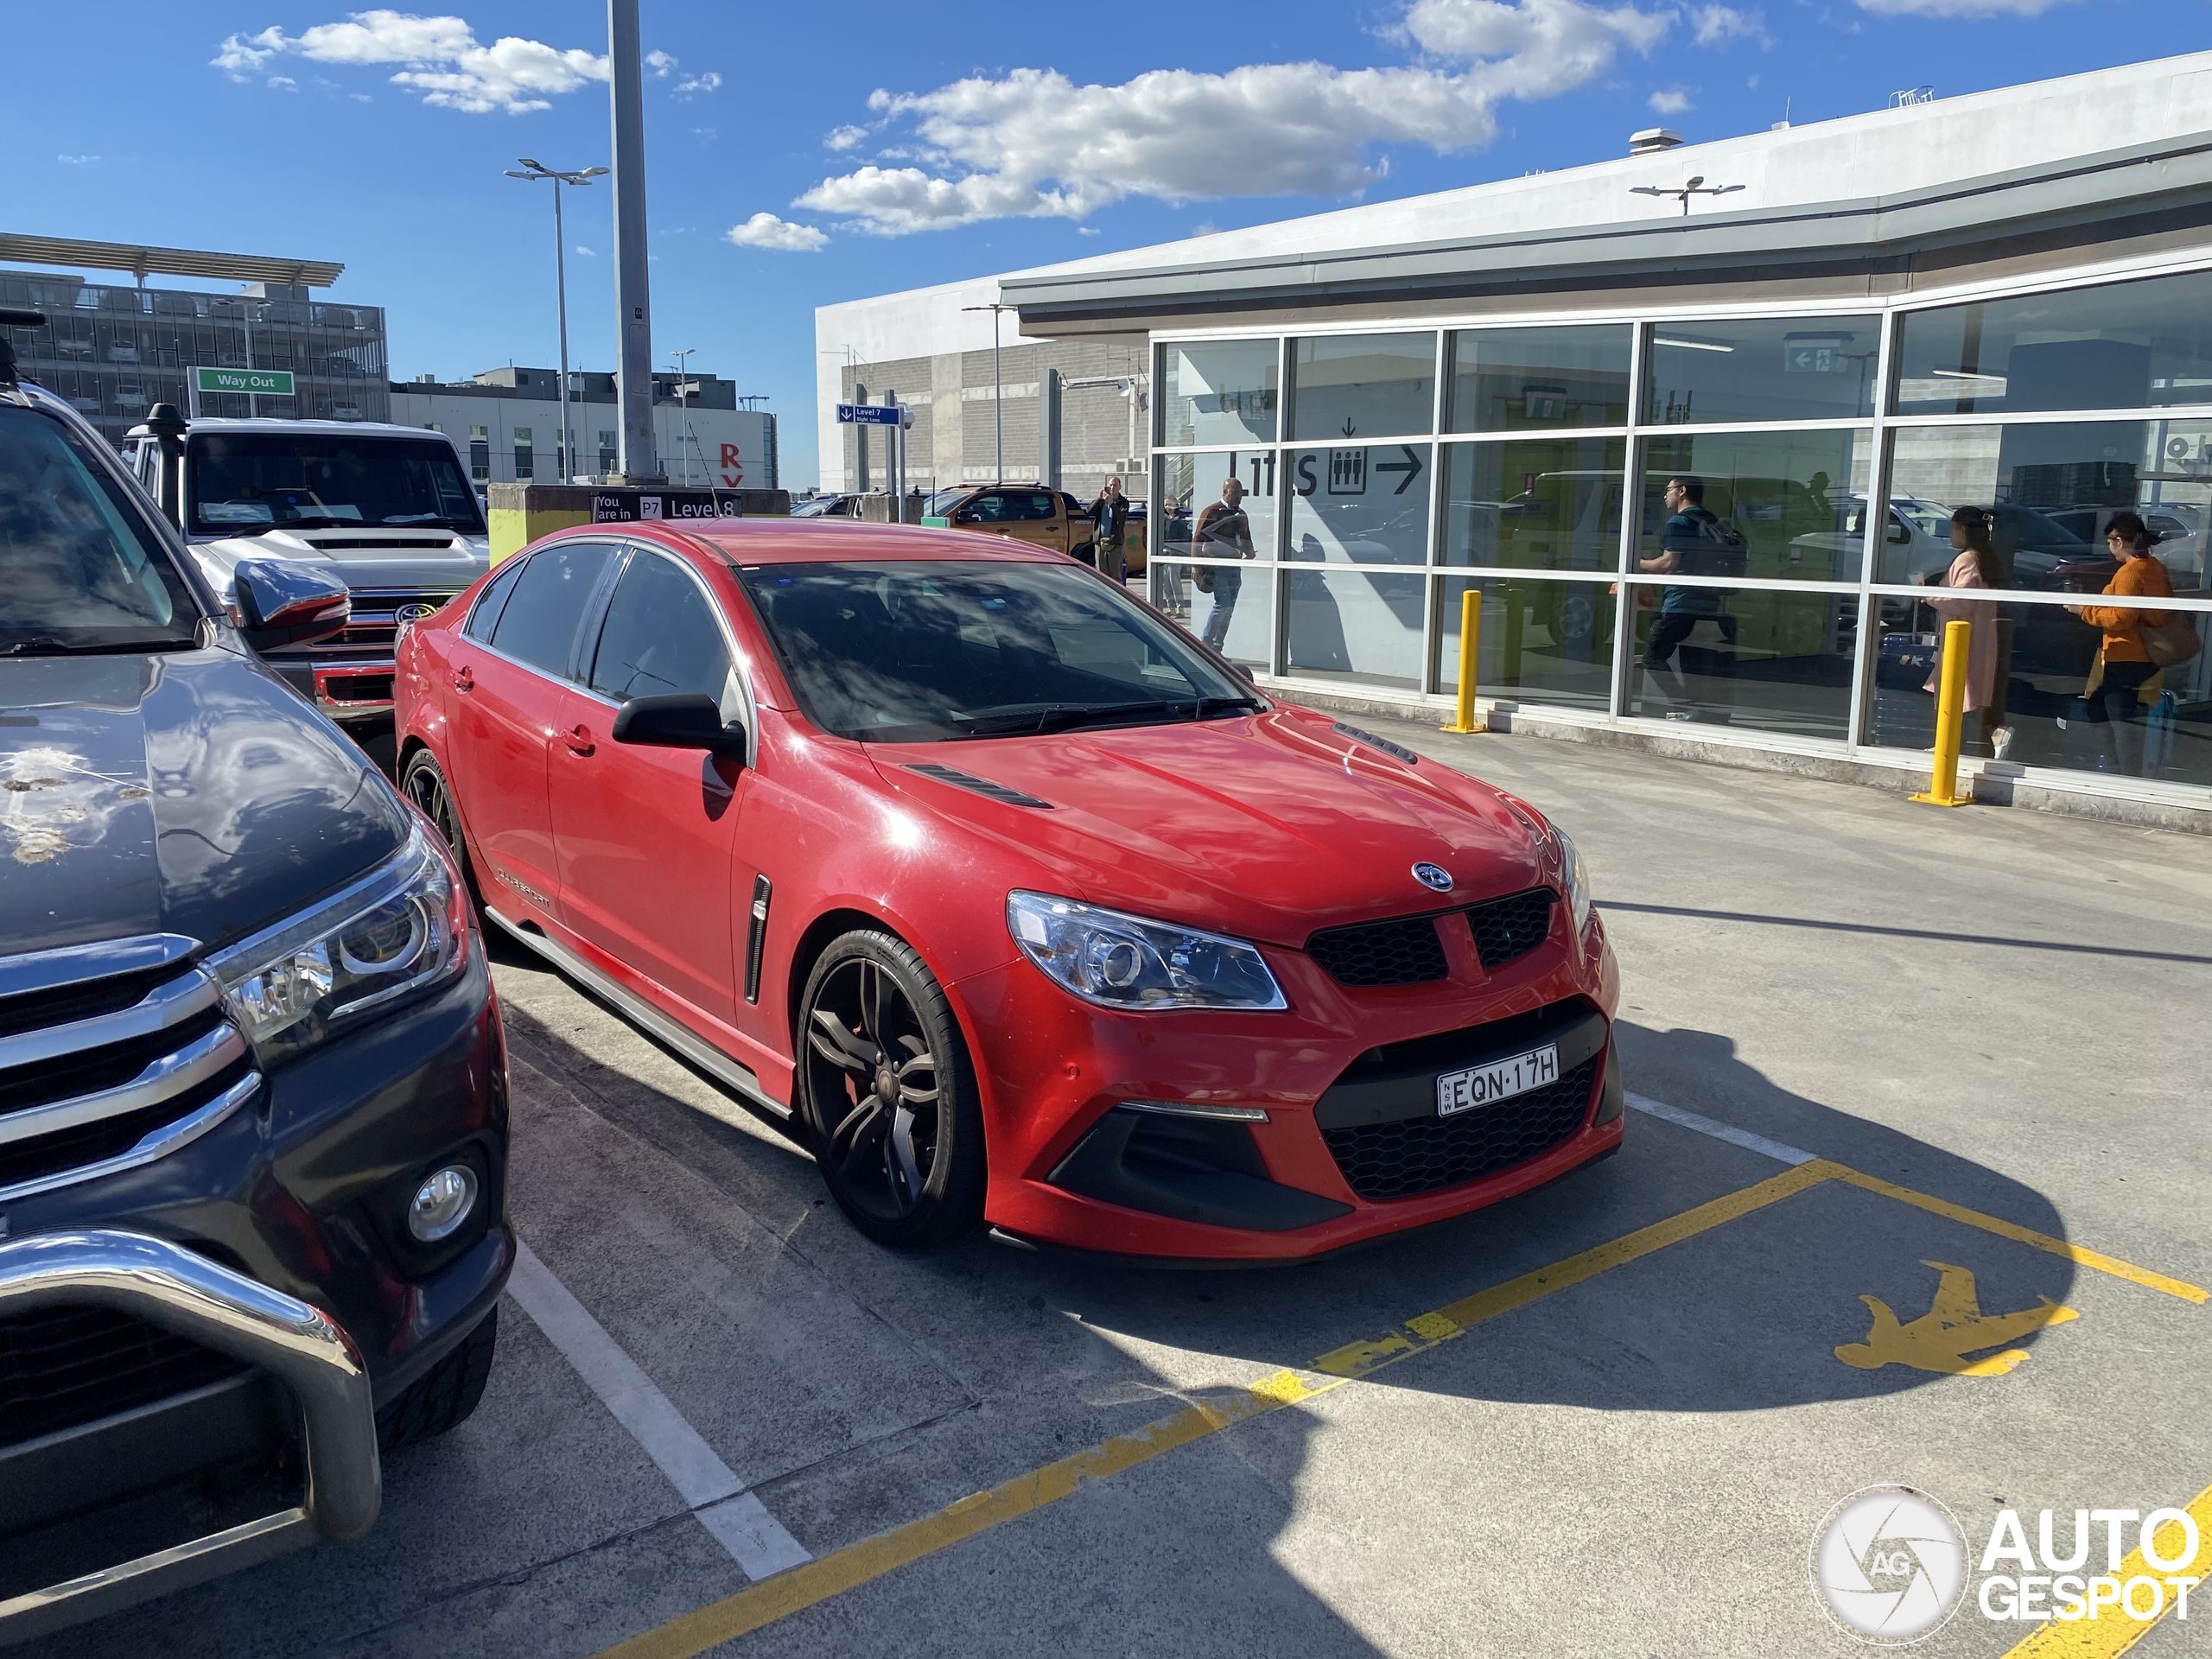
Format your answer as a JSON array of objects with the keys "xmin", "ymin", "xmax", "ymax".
[
  {"xmin": 878, "ymin": 710, "xmax": 1548, "ymax": 947},
  {"xmin": 0, "ymin": 650, "xmax": 411, "ymax": 957},
  {"xmin": 188, "ymin": 526, "xmax": 489, "ymax": 601}
]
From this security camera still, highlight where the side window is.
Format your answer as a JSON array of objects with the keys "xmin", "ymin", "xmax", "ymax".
[
  {"xmin": 969, "ymin": 493, "xmax": 1006, "ymax": 522},
  {"xmin": 465, "ymin": 557, "xmax": 528, "ymax": 642},
  {"xmin": 1014, "ymin": 493, "xmax": 1058, "ymax": 521},
  {"xmin": 488, "ymin": 542, "xmax": 614, "ymax": 676},
  {"xmin": 588, "ymin": 551, "xmax": 733, "ymax": 707}
]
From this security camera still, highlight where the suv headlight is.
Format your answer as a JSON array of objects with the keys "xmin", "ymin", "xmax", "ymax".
[
  {"xmin": 208, "ymin": 824, "xmax": 471, "ymax": 1065},
  {"xmin": 1554, "ymin": 827, "xmax": 1594, "ymax": 934},
  {"xmin": 1007, "ymin": 890, "xmax": 1287, "ymax": 1011}
]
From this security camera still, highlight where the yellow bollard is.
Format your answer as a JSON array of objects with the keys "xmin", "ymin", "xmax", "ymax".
[
  {"xmin": 1910, "ymin": 618, "xmax": 1974, "ymax": 808},
  {"xmin": 1440, "ymin": 587, "xmax": 1488, "ymax": 734}
]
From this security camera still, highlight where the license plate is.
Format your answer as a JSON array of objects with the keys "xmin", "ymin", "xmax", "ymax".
[{"xmin": 1436, "ymin": 1044, "xmax": 1559, "ymax": 1116}]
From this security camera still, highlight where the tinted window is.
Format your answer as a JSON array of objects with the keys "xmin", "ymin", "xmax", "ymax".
[
  {"xmin": 489, "ymin": 542, "xmax": 613, "ymax": 675},
  {"xmin": 0, "ymin": 404, "xmax": 198, "ymax": 650},
  {"xmin": 740, "ymin": 559, "xmax": 1249, "ymax": 742},
  {"xmin": 188, "ymin": 432, "xmax": 486, "ymax": 536},
  {"xmin": 1893, "ymin": 269, "xmax": 2212, "ymax": 415},
  {"xmin": 1643, "ymin": 316, "xmax": 1879, "ymax": 423},
  {"xmin": 1446, "ymin": 324, "xmax": 1631, "ymax": 432},
  {"xmin": 588, "ymin": 552, "xmax": 732, "ymax": 704},
  {"xmin": 1289, "ymin": 334, "xmax": 1436, "ymax": 441},
  {"xmin": 465, "ymin": 558, "xmax": 527, "ymax": 642}
]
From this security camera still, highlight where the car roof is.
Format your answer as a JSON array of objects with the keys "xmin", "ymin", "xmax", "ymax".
[{"xmin": 610, "ymin": 518, "xmax": 1072, "ymax": 568}]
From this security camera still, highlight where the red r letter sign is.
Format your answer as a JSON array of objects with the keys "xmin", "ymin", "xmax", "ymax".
[{"xmin": 721, "ymin": 443, "xmax": 742, "ymax": 467}]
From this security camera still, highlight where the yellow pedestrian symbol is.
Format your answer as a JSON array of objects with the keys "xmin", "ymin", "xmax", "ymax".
[{"xmin": 1834, "ymin": 1261, "xmax": 2080, "ymax": 1377}]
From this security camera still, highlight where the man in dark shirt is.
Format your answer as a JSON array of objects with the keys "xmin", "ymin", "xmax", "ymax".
[
  {"xmin": 1195, "ymin": 477, "xmax": 1254, "ymax": 649},
  {"xmin": 1088, "ymin": 474, "xmax": 1130, "ymax": 582},
  {"xmin": 1637, "ymin": 474, "xmax": 1727, "ymax": 707}
]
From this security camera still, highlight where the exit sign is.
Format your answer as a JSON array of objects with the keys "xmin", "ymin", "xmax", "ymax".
[{"xmin": 194, "ymin": 366, "xmax": 295, "ymax": 396}]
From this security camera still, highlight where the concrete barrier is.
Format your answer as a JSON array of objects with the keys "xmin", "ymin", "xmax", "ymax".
[{"xmin": 488, "ymin": 482, "xmax": 793, "ymax": 563}]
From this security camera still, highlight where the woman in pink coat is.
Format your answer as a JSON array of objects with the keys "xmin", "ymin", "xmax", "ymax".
[{"xmin": 1921, "ymin": 505, "xmax": 2003, "ymax": 751}]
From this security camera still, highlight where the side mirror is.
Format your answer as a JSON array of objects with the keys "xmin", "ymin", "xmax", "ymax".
[
  {"xmin": 611, "ymin": 693, "xmax": 747, "ymax": 759},
  {"xmin": 234, "ymin": 559, "xmax": 350, "ymax": 651},
  {"xmin": 1887, "ymin": 521, "xmax": 1911, "ymax": 544}
]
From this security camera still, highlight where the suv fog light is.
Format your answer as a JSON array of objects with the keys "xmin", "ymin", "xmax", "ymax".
[{"xmin": 408, "ymin": 1165, "xmax": 480, "ymax": 1243}]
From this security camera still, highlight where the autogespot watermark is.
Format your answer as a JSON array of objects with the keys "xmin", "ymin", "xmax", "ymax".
[{"xmin": 1810, "ymin": 1484, "xmax": 2203, "ymax": 1645}]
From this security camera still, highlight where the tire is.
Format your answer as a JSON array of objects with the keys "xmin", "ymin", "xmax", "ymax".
[
  {"xmin": 400, "ymin": 747, "xmax": 482, "ymax": 908},
  {"xmin": 377, "ymin": 1306, "xmax": 498, "ymax": 1451},
  {"xmin": 796, "ymin": 931, "xmax": 987, "ymax": 1249}
]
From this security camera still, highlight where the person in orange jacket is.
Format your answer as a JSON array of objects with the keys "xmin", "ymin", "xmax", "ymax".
[{"xmin": 2069, "ymin": 509, "xmax": 2174, "ymax": 775}]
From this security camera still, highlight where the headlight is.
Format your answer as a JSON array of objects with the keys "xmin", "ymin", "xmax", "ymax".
[
  {"xmin": 208, "ymin": 824, "xmax": 470, "ymax": 1065},
  {"xmin": 1007, "ymin": 890, "xmax": 1287, "ymax": 1011},
  {"xmin": 1554, "ymin": 828, "xmax": 1594, "ymax": 934}
]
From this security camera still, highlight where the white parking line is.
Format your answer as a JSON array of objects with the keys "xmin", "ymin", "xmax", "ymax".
[
  {"xmin": 1624, "ymin": 1091, "xmax": 1816, "ymax": 1166},
  {"xmin": 505, "ymin": 1240, "xmax": 812, "ymax": 1580}
]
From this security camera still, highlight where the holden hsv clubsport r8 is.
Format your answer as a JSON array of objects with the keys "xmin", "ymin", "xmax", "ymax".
[{"xmin": 394, "ymin": 519, "xmax": 1623, "ymax": 1260}]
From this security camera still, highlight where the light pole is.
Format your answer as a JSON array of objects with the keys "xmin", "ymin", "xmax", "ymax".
[
  {"xmin": 505, "ymin": 158, "xmax": 609, "ymax": 482},
  {"xmin": 669, "ymin": 348, "xmax": 698, "ymax": 484},
  {"xmin": 963, "ymin": 302, "xmax": 1014, "ymax": 483}
]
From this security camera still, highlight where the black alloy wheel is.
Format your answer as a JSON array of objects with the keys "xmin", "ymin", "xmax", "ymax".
[
  {"xmin": 797, "ymin": 931, "xmax": 986, "ymax": 1249},
  {"xmin": 400, "ymin": 748, "xmax": 481, "ymax": 907}
]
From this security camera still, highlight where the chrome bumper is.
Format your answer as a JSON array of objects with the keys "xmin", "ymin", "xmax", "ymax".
[{"xmin": 0, "ymin": 1231, "xmax": 380, "ymax": 1645}]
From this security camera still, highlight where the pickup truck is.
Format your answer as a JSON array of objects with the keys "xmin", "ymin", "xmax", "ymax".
[
  {"xmin": 119, "ymin": 416, "xmax": 489, "ymax": 758},
  {"xmin": 2, "ymin": 359, "xmax": 511, "ymax": 1641}
]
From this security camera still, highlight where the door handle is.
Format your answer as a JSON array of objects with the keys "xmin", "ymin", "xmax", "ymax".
[
  {"xmin": 563, "ymin": 723, "xmax": 595, "ymax": 757},
  {"xmin": 451, "ymin": 666, "xmax": 474, "ymax": 693}
]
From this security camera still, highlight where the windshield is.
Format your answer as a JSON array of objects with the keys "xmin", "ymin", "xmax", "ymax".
[
  {"xmin": 924, "ymin": 488, "xmax": 969, "ymax": 518},
  {"xmin": 739, "ymin": 559, "xmax": 1256, "ymax": 742},
  {"xmin": 790, "ymin": 495, "xmax": 842, "ymax": 518},
  {"xmin": 0, "ymin": 403, "xmax": 200, "ymax": 655},
  {"xmin": 188, "ymin": 432, "xmax": 486, "ymax": 537}
]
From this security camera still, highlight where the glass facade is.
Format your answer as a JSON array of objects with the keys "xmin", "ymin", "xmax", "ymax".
[
  {"xmin": 1151, "ymin": 273, "xmax": 2212, "ymax": 798},
  {"xmin": 0, "ymin": 273, "xmax": 388, "ymax": 446}
]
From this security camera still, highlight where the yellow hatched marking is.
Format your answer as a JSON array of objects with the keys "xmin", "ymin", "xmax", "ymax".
[{"xmin": 1999, "ymin": 1480, "xmax": 2212, "ymax": 1658}]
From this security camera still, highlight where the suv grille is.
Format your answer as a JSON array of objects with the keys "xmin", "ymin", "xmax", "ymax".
[
  {"xmin": 0, "ymin": 941, "xmax": 258, "ymax": 1204},
  {"xmin": 0, "ymin": 1305, "xmax": 251, "ymax": 1449},
  {"xmin": 1466, "ymin": 888, "xmax": 1555, "ymax": 972},
  {"xmin": 1306, "ymin": 916, "xmax": 1449, "ymax": 987},
  {"xmin": 260, "ymin": 587, "xmax": 460, "ymax": 663},
  {"xmin": 1321, "ymin": 1053, "xmax": 1599, "ymax": 1200}
]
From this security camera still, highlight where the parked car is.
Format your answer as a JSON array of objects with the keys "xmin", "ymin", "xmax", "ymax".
[
  {"xmin": 395, "ymin": 516, "xmax": 1621, "ymax": 1262},
  {"xmin": 920, "ymin": 482, "xmax": 1094, "ymax": 560},
  {"xmin": 119, "ymin": 416, "xmax": 489, "ymax": 755},
  {"xmin": 790, "ymin": 493, "xmax": 863, "ymax": 519},
  {"xmin": 1, "ymin": 365, "xmax": 511, "ymax": 1641}
]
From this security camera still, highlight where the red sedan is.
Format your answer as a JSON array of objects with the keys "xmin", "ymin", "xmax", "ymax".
[{"xmin": 393, "ymin": 521, "xmax": 1623, "ymax": 1261}]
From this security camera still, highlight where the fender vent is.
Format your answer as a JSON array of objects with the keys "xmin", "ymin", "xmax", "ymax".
[
  {"xmin": 1332, "ymin": 722, "xmax": 1419, "ymax": 765},
  {"xmin": 904, "ymin": 763, "xmax": 1054, "ymax": 810}
]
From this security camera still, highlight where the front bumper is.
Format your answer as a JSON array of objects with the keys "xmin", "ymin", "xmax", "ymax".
[
  {"xmin": 0, "ymin": 1231, "xmax": 377, "ymax": 1643},
  {"xmin": 957, "ymin": 909, "xmax": 1624, "ymax": 1262}
]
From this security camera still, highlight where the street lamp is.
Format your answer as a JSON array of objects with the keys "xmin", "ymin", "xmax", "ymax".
[
  {"xmin": 1629, "ymin": 175, "xmax": 1745, "ymax": 216},
  {"xmin": 963, "ymin": 302, "xmax": 1015, "ymax": 484},
  {"xmin": 669, "ymin": 347, "xmax": 698, "ymax": 485},
  {"xmin": 505, "ymin": 158, "xmax": 609, "ymax": 483}
]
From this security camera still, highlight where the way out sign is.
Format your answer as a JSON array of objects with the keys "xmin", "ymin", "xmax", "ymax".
[{"xmin": 194, "ymin": 366, "xmax": 296, "ymax": 397}]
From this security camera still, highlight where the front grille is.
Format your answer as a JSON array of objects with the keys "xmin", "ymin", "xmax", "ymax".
[
  {"xmin": 1306, "ymin": 916, "xmax": 1449, "ymax": 987},
  {"xmin": 0, "ymin": 945, "xmax": 257, "ymax": 1202},
  {"xmin": 1465, "ymin": 888, "xmax": 1555, "ymax": 972},
  {"xmin": 264, "ymin": 588, "xmax": 460, "ymax": 662},
  {"xmin": 1321, "ymin": 1053, "xmax": 1599, "ymax": 1200},
  {"xmin": 0, "ymin": 1305, "xmax": 251, "ymax": 1448}
]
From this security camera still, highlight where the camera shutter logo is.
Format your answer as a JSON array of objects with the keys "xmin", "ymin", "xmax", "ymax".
[{"xmin": 1811, "ymin": 1486, "xmax": 1968, "ymax": 1644}]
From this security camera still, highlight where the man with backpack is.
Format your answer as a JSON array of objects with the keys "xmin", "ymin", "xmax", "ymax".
[{"xmin": 1637, "ymin": 474, "xmax": 1738, "ymax": 711}]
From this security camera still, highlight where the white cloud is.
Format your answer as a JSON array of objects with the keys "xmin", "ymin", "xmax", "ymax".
[
  {"xmin": 644, "ymin": 48, "xmax": 677, "ymax": 77},
  {"xmin": 1688, "ymin": 4, "xmax": 1770, "ymax": 45},
  {"xmin": 574, "ymin": 245, "xmax": 595, "ymax": 256},
  {"xmin": 1648, "ymin": 86, "xmax": 1692, "ymax": 113},
  {"xmin": 824, "ymin": 124, "xmax": 868, "ymax": 150},
  {"xmin": 56, "ymin": 154, "xmax": 100, "ymax": 165},
  {"xmin": 1855, "ymin": 0, "xmax": 2071, "ymax": 11},
  {"xmin": 674, "ymin": 70, "xmax": 721, "ymax": 97},
  {"xmin": 211, "ymin": 10, "xmax": 607, "ymax": 114},
  {"xmin": 726, "ymin": 212, "xmax": 830, "ymax": 251},
  {"xmin": 792, "ymin": 0, "xmax": 1670, "ymax": 235},
  {"xmin": 268, "ymin": 74, "xmax": 299, "ymax": 91}
]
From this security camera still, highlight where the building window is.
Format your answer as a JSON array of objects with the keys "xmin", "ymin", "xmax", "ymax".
[
  {"xmin": 1158, "ymin": 340, "xmax": 1278, "ymax": 447},
  {"xmin": 1445, "ymin": 324, "xmax": 1631, "ymax": 433},
  {"xmin": 513, "ymin": 426, "xmax": 533, "ymax": 481},
  {"xmin": 469, "ymin": 423, "xmax": 490, "ymax": 483},
  {"xmin": 1643, "ymin": 315, "xmax": 1880, "ymax": 425},
  {"xmin": 1287, "ymin": 333, "xmax": 1436, "ymax": 442},
  {"xmin": 599, "ymin": 429, "xmax": 618, "ymax": 474}
]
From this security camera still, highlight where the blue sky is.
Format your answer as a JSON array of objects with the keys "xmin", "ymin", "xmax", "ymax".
[{"xmin": 6, "ymin": 2, "xmax": 2207, "ymax": 485}]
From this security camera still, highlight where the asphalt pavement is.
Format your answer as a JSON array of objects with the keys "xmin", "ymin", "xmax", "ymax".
[{"xmin": 38, "ymin": 713, "xmax": 2210, "ymax": 1659}]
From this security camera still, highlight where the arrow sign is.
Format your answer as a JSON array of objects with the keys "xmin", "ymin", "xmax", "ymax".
[
  {"xmin": 837, "ymin": 403, "xmax": 902, "ymax": 426},
  {"xmin": 1375, "ymin": 445, "xmax": 1424, "ymax": 495}
]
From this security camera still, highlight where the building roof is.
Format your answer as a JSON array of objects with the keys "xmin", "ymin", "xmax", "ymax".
[{"xmin": 0, "ymin": 233, "xmax": 343, "ymax": 290}]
